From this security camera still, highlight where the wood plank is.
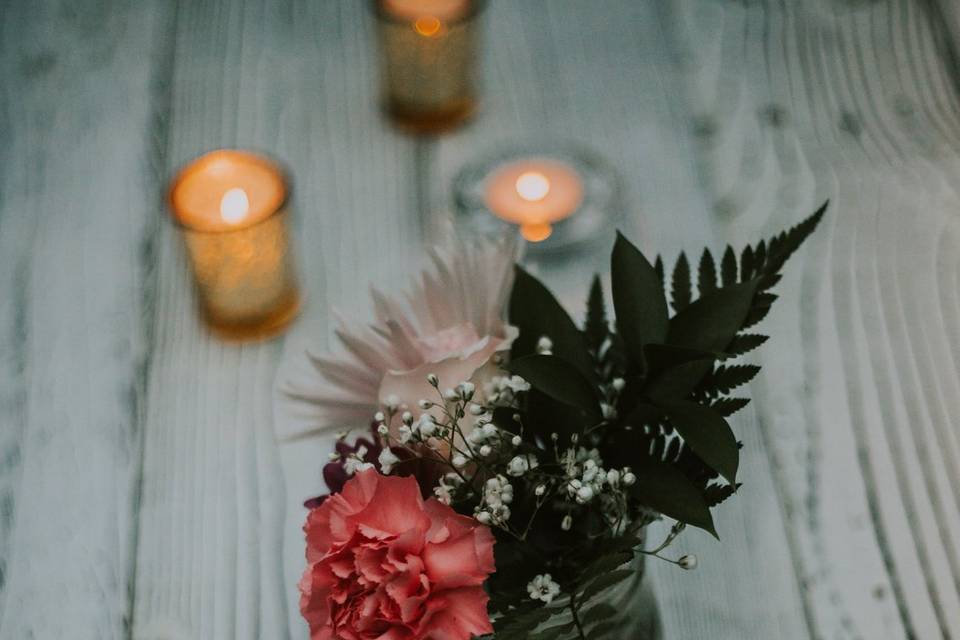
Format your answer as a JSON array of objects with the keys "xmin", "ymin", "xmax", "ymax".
[
  {"xmin": 431, "ymin": 2, "xmax": 813, "ymax": 638},
  {"xmin": 0, "ymin": 1, "xmax": 168, "ymax": 637},
  {"xmin": 131, "ymin": 1, "xmax": 420, "ymax": 638},
  {"xmin": 669, "ymin": 0, "xmax": 960, "ymax": 637}
]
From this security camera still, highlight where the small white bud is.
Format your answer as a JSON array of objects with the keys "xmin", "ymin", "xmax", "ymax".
[
  {"xmin": 378, "ymin": 448, "xmax": 400, "ymax": 474},
  {"xmin": 426, "ymin": 373, "xmax": 439, "ymax": 386},
  {"xmin": 401, "ymin": 411, "xmax": 413, "ymax": 425},
  {"xmin": 374, "ymin": 411, "xmax": 385, "ymax": 423},
  {"xmin": 479, "ymin": 445, "xmax": 492, "ymax": 457},
  {"xmin": 678, "ymin": 554, "xmax": 698, "ymax": 570},
  {"xmin": 469, "ymin": 403, "xmax": 484, "ymax": 416},
  {"xmin": 458, "ymin": 382, "xmax": 476, "ymax": 400},
  {"xmin": 551, "ymin": 432, "xmax": 559, "ymax": 441},
  {"xmin": 452, "ymin": 454, "xmax": 467, "ymax": 468},
  {"xmin": 418, "ymin": 399, "xmax": 432, "ymax": 410},
  {"xmin": 561, "ymin": 514, "xmax": 573, "ymax": 531},
  {"xmin": 482, "ymin": 423, "xmax": 498, "ymax": 438},
  {"xmin": 535, "ymin": 484, "xmax": 546, "ymax": 496},
  {"xmin": 622, "ymin": 472, "xmax": 637, "ymax": 486},
  {"xmin": 385, "ymin": 394, "xmax": 400, "ymax": 410},
  {"xmin": 476, "ymin": 511, "xmax": 492, "ymax": 524},
  {"xmin": 442, "ymin": 388, "xmax": 458, "ymax": 401},
  {"xmin": 377, "ymin": 423, "xmax": 389, "ymax": 436},
  {"xmin": 606, "ymin": 469, "xmax": 621, "ymax": 486},
  {"xmin": 570, "ymin": 433, "xmax": 579, "ymax": 445},
  {"xmin": 576, "ymin": 486, "xmax": 595, "ymax": 502},
  {"xmin": 511, "ymin": 435, "xmax": 522, "ymax": 446},
  {"xmin": 536, "ymin": 336, "xmax": 553, "ymax": 354},
  {"xmin": 612, "ymin": 377, "xmax": 626, "ymax": 392}
]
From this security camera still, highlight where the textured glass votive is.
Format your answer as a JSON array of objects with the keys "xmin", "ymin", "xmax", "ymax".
[
  {"xmin": 375, "ymin": 0, "xmax": 484, "ymax": 133},
  {"xmin": 169, "ymin": 150, "xmax": 300, "ymax": 341}
]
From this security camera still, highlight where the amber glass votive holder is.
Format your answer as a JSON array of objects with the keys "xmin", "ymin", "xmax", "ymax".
[
  {"xmin": 374, "ymin": 0, "xmax": 485, "ymax": 133},
  {"xmin": 168, "ymin": 150, "xmax": 300, "ymax": 341}
]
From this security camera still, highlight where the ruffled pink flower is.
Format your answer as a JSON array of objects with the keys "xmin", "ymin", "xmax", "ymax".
[
  {"xmin": 278, "ymin": 237, "xmax": 518, "ymax": 440},
  {"xmin": 300, "ymin": 469, "xmax": 496, "ymax": 640}
]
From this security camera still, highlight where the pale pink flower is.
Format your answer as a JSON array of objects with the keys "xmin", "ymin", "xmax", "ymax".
[{"xmin": 278, "ymin": 237, "xmax": 518, "ymax": 440}]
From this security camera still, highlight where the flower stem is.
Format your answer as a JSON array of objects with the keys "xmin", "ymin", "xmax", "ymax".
[{"xmin": 569, "ymin": 590, "xmax": 587, "ymax": 640}]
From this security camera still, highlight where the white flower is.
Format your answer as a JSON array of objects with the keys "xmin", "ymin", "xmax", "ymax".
[
  {"xmin": 378, "ymin": 448, "xmax": 400, "ymax": 474},
  {"xmin": 279, "ymin": 237, "xmax": 519, "ymax": 440},
  {"xmin": 417, "ymin": 414, "xmax": 437, "ymax": 437},
  {"xmin": 561, "ymin": 514, "xmax": 573, "ymax": 531},
  {"xmin": 507, "ymin": 454, "xmax": 535, "ymax": 477},
  {"xmin": 397, "ymin": 425, "xmax": 413, "ymax": 444},
  {"xmin": 536, "ymin": 336, "xmax": 554, "ymax": 355},
  {"xmin": 528, "ymin": 574, "xmax": 561, "ymax": 604},
  {"xmin": 452, "ymin": 454, "xmax": 467, "ymax": 468},
  {"xmin": 612, "ymin": 377, "xmax": 626, "ymax": 392},
  {"xmin": 679, "ymin": 554, "xmax": 698, "ymax": 570},
  {"xmin": 511, "ymin": 435, "xmax": 522, "ymax": 446},
  {"xmin": 504, "ymin": 376, "xmax": 530, "ymax": 392},
  {"xmin": 622, "ymin": 471, "xmax": 637, "ymax": 486}
]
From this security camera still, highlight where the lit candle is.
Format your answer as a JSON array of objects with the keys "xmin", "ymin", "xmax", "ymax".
[
  {"xmin": 375, "ymin": 0, "xmax": 483, "ymax": 133},
  {"xmin": 169, "ymin": 150, "xmax": 300, "ymax": 340},
  {"xmin": 484, "ymin": 158, "xmax": 585, "ymax": 242}
]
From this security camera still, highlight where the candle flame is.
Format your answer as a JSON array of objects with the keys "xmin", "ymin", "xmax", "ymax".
[
  {"xmin": 414, "ymin": 16, "xmax": 442, "ymax": 37},
  {"xmin": 220, "ymin": 188, "xmax": 249, "ymax": 224},
  {"xmin": 516, "ymin": 172, "xmax": 550, "ymax": 202},
  {"xmin": 521, "ymin": 222, "xmax": 552, "ymax": 243}
]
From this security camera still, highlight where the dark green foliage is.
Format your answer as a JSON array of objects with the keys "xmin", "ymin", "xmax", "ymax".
[
  {"xmin": 612, "ymin": 233, "xmax": 669, "ymax": 372},
  {"xmin": 725, "ymin": 333, "xmax": 769, "ymax": 357},
  {"xmin": 700, "ymin": 364, "xmax": 761, "ymax": 397},
  {"xmin": 584, "ymin": 276, "xmax": 607, "ymax": 356},
  {"xmin": 508, "ymin": 355, "xmax": 602, "ymax": 423},
  {"xmin": 504, "ymin": 205, "xmax": 825, "ymax": 544},
  {"xmin": 671, "ymin": 252, "xmax": 691, "ymax": 312},
  {"xmin": 698, "ymin": 248, "xmax": 717, "ymax": 296},
  {"xmin": 510, "ymin": 267, "xmax": 595, "ymax": 382},
  {"xmin": 710, "ymin": 397, "xmax": 751, "ymax": 417}
]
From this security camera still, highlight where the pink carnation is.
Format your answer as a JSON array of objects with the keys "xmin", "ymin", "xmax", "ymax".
[{"xmin": 300, "ymin": 469, "xmax": 496, "ymax": 640}]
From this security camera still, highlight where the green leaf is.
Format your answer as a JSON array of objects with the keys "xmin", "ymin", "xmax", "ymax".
[
  {"xmin": 710, "ymin": 397, "xmax": 751, "ymax": 417},
  {"xmin": 643, "ymin": 343, "xmax": 718, "ymax": 377},
  {"xmin": 612, "ymin": 233, "xmax": 669, "ymax": 371},
  {"xmin": 528, "ymin": 622, "xmax": 576, "ymax": 640},
  {"xmin": 671, "ymin": 252, "xmax": 691, "ymax": 312},
  {"xmin": 630, "ymin": 461, "xmax": 717, "ymax": 536},
  {"xmin": 509, "ymin": 266, "xmax": 595, "ymax": 381},
  {"xmin": 508, "ymin": 355, "xmax": 601, "ymax": 421},
  {"xmin": 742, "ymin": 292, "xmax": 778, "ymax": 329},
  {"xmin": 580, "ymin": 603, "xmax": 618, "ymax": 626},
  {"xmin": 721, "ymin": 246, "xmax": 737, "ymax": 286},
  {"xmin": 584, "ymin": 275, "xmax": 608, "ymax": 355},
  {"xmin": 740, "ymin": 245, "xmax": 755, "ymax": 281},
  {"xmin": 698, "ymin": 248, "xmax": 717, "ymax": 296},
  {"xmin": 667, "ymin": 280, "xmax": 759, "ymax": 352},
  {"xmin": 587, "ymin": 621, "xmax": 619, "ymax": 639},
  {"xmin": 494, "ymin": 606, "xmax": 555, "ymax": 639},
  {"xmin": 644, "ymin": 360, "xmax": 713, "ymax": 401},
  {"xmin": 580, "ymin": 569, "xmax": 635, "ymax": 603},
  {"xmin": 704, "ymin": 364, "xmax": 761, "ymax": 396},
  {"xmin": 762, "ymin": 202, "xmax": 827, "ymax": 280},
  {"xmin": 653, "ymin": 400, "xmax": 739, "ymax": 483},
  {"xmin": 704, "ymin": 482, "xmax": 740, "ymax": 508},
  {"xmin": 725, "ymin": 333, "xmax": 769, "ymax": 357}
]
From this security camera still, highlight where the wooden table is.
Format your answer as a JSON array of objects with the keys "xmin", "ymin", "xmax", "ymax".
[{"xmin": 3, "ymin": 1, "xmax": 960, "ymax": 638}]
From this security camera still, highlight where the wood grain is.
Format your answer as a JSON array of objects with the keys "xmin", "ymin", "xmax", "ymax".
[
  {"xmin": 669, "ymin": 0, "xmax": 960, "ymax": 637},
  {"xmin": 0, "ymin": 1, "xmax": 167, "ymax": 638},
  {"xmin": 128, "ymin": 1, "xmax": 421, "ymax": 639}
]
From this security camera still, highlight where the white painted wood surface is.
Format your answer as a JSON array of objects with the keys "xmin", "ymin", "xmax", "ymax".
[{"xmin": 2, "ymin": 1, "xmax": 960, "ymax": 639}]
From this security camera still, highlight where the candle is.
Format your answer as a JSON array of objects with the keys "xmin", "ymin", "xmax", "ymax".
[
  {"xmin": 375, "ymin": 0, "xmax": 483, "ymax": 133},
  {"xmin": 484, "ymin": 158, "xmax": 585, "ymax": 242},
  {"xmin": 169, "ymin": 150, "xmax": 300, "ymax": 340}
]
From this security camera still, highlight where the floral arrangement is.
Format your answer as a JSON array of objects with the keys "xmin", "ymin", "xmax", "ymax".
[{"xmin": 287, "ymin": 205, "xmax": 825, "ymax": 640}]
